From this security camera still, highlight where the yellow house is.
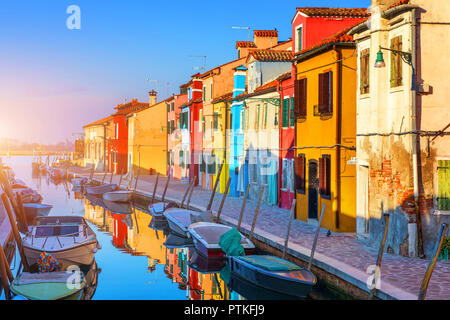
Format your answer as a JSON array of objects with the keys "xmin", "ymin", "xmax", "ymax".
[
  {"xmin": 128, "ymin": 92, "xmax": 168, "ymax": 176},
  {"xmin": 294, "ymin": 28, "xmax": 357, "ymax": 232},
  {"xmin": 212, "ymin": 93, "xmax": 232, "ymax": 193}
]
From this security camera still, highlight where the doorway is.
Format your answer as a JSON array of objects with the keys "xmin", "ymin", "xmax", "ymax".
[{"xmin": 308, "ymin": 160, "xmax": 319, "ymax": 219}]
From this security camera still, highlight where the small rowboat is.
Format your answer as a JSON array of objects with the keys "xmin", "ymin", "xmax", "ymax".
[
  {"xmin": 148, "ymin": 201, "xmax": 177, "ymax": 218},
  {"xmin": 163, "ymin": 208, "xmax": 208, "ymax": 238},
  {"xmin": 102, "ymin": 190, "xmax": 133, "ymax": 203},
  {"xmin": 22, "ymin": 216, "xmax": 101, "ymax": 268},
  {"xmin": 228, "ymin": 255, "xmax": 317, "ymax": 299},
  {"xmin": 85, "ymin": 183, "xmax": 117, "ymax": 195},
  {"xmin": 10, "ymin": 271, "xmax": 86, "ymax": 300},
  {"xmin": 188, "ymin": 249, "xmax": 225, "ymax": 273},
  {"xmin": 103, "ymin": 199, "xmax": 133, "ymax": 214},
  {"xmin": 164, "ymin": 232, "xmax": 194, "ymax": 249},
  {"xmin": 22, "ymin": 203, "xmax": 53, "ymax": 220},
  {"xmin": 188, "ymin": 222, "xmax": 255, "ymax": 259},
  {"xmin": 71, "ymin": 177, "xmax": 87, "ymax": 187}
]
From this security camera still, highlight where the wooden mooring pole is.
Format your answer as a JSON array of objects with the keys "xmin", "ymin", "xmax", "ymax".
[
  {"xmin": 206, "ymin": 162, "xmax": 224, "ymax": 212},
  {"xmin": 181, "ymin": 178, "xmax": 195, "ymax": 209},
  {"xmin": 161, "ymin": 174, "xmax": 171, "ymax": 202},
  {"xmin": 186, "ymin": 177, "xmax": 196, "ymax": 210},
  {"xmin": 368, "ymin": 211, "xmax": 390, "ymax": 300},
  {"xmin": 118, "ymin": 169, "xmax": 125, "ymax": 187},
  {"xmin": 151, "ymin": 173, "xmax": 160, "ymax": 204},
  {"xmin": 250, "ymin": 185, "xmax": 265, "ymax": 241},
  {"xmin": 101, "ymin": 171, "xmax": 107, "ymax": 184},
  {"xmin": 109, "ymin": 171, "xmax": 114, "ymax": 184},
  {"xmin": 237, "ymin": 184, "xmax": 251, "ymax": 232},
  {"xmin": 89, "ymin": 165, "xmax": 95, "ymax": 181},
  {"xmin": 215, "ymin": 177, "xmax": 231, "ymax": 223},
  {"xmin": 0, "ymin": 171, "xmax": 28, "ymax": 231},
  {"xmin": 0, "ymin": 243, "xmax": 12, "ymax": 300},
  {"xmin": 307, "ymin": 204, "xmax": 326, "ymax": 271},
  {"xmin": 134, "ymin": 169, "xmax": 141, "ymax": 191},
  {"xmin": 282, "ymin": 199, "xmax": 296, "ymax": 260},
  {"xmin": 1, "ymin": 193, "xmax": 29, "ymax": 272},
  {"xmin": 418, "ymin": 223, "xmax": 448, "ymax": 300}
]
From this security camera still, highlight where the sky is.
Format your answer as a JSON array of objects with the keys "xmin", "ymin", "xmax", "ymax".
[{"xmin": 0, "ymin": 0, "xmax": 371, "ymax": 144}]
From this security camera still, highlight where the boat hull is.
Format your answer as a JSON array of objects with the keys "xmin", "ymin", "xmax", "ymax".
[
  {"xmin": 228, "ymin": 256, "xmax": 316, "ymax": 299},
  {"xmin": 193, "ymin": 238, "xmax": 254, "ymax": 259},
  {"xmin": 23, "ymin": 241, "xmax": 98, "ymax": 268},
  {"xmin": 22, "ymin": 204, "xmax": 53, "ymax": 220},
  {"xmin": 85, "ymin": 184, "xmax": 117, "ymax": 195},
  {"xmin": 102, "ymin": 191, "xmax": 132, "ymax": 203}
]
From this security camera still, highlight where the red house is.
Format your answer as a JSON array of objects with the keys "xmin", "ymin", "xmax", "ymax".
[
  {"xmin": 111, "ymin": 98, "xmax": 150, "ymax": 174},
  {"xmin": 187, "ymin": 74, "xmax": 203, "ymax": 186},
  {"xmin": 276, "ymin": 7, "xmax": 370, "ymax": 210}
]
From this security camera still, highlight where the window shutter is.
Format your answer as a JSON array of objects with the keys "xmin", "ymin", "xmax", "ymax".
[
  {"xmin": 324, "ymin": 157, "xmax": 330, "ymax": 196},
  {"xmin": 295, "ymin": 154, "xmax": 305, "ymax": 192},
  {"xmin": 397, "ymin": 37, "xmax": 403, "ymax": 86},
  {"xmin": 282, "ymin": 98, "xmax": 289, "ymax": 127},
  {"xmin": 328, "ymin": 71, "xmax": 333, "ymax": 113},
  {"xmin": 294, "ymin": 79, "xmax": 300, "ymax": 117},
  {"xmin": 290, "ymin": 97, "xmax": 295, "ymax": 127},
  {"xmin": 318, "ymin": 73, "xmax": 324, "ymax": 107},
  {"xmin": 319, "ymin": 157, "xmax": 324, "ymax": 194}
]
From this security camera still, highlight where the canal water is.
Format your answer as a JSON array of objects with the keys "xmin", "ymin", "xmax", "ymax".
[{"xmin": 1, "ymin": 156, "xmax": 341, "ymax": 300}]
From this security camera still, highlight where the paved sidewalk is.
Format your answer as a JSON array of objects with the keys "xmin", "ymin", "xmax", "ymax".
[{"xmin": 71, "ymin": 167, "xmax": 450, "ymax": 300}]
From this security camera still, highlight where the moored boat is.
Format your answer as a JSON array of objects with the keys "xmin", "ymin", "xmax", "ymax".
[
  {"xmin": 227, "ymin": 255, "xmax": 317, "ymax": 299},
  {"xmin": 164, "ymin": 232, "xmax": 194, "ymax": 249},
  {"xmin": 103, "ymin": 199, "xmax": 133, "ymax": 214},
  {"xmin": 163, "ymin": 208, "xmax": 208, "ymax": 238},
  {"xmin": 22, "ymin": 216, "xmax": 101, "ymax": 268},
  {"xmin": 102, "ymin": 190, "xmax": 133, "ymax": 203},
  {"xmin": 148, "ymin": 201, "xmax": 177, "ymax": 218},
  {"xmin": 85, "ymin": 183, "xmax": 117, "ymax": 195},
  {"xmin": 188, "ymin": 249, "xmax": 225, "ymax": 273},
  {"xmin": 188, "ymin": 222, "xmax": 255, "ymax": 259},
  {"xmin": 10, "ymin": 271, "xmax": 86, "ymax": 300},
  {"xmin": 22, "ymin": 203, "xmax": 53, "ymax": 220},
  {"xmin": 71, "ymin": 177, "xmax": 87, "ymax": 187}
]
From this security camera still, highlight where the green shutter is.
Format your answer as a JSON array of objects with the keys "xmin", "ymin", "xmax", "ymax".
[
  {"xmin": 290, "ymin": 97, "xmax": 295, "ymax": 127},
  {"xmin": 438, "ymin": 160, "xmax": 450, "ymax": 210},
  {"xmin": 264, "ymin": 104, "xmax": 268, "ymax": 128},
  {"xmin": 282, "ymin": 98, "xmax": 289, "ymax": 128}
]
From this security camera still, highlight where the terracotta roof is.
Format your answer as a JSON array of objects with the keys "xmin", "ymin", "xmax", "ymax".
[
  {"xmin": 296, "ymin": 7, "xmax": 370, "ymax": 18},
  {"xmin": 113, "ymin": 99, "xmax": 149, "ymax": 115},
  {"xmin": 295, "ymin": 21, "xmax": 363, "ymax": 57},
  {"xmin": 212, "ymin": 92, "xmax": 233, "ymax": 104},
  {"xmin": 254, "ymin": 79, "xmax": 279, "ymax": 93},
  {"xmin": 247, "ymin": 50, "xmax": 293, "ymax": 62},
  {"xmin": 83, "ymin": 115, "xmax": 114, "ymax": 128},
  {"xmin": 276, "ymin": 72, "xmax": 292, "ymax": 81},
  {"xmin": 236, "ymin": 41, "xmax": 257, "ymax": 49},
  {"xmin": 254, "ymin": 30, "xmax": 278, "ymax": 37},
  {"xmin": 388, "ymin": 0, "xmax": 410, "ymax": 9}
]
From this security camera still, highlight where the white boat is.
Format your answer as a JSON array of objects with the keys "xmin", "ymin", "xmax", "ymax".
[
  {"xmin": 188, "ymin": 222, "xmax": 255, "ymax": 259},
  {"xmin": 102, "ymin": 190, "xmax": 133, "ymax": 203},
  {"xmin": 148, "ymin": 201, "xmax": 177, "ymax": 218},
  {"xmin": 103, "ymin": 199, "xmax": 133, "ymax": 214},
  {"xmin": 22, "ymin": 203, "xmax": 53, "ymax": 220},
  {"xmin": 22, "ymin": 216, "xmax": 101, "ymax": 268},
  {"xmin": 85, "ymin": 183, "xmax": 117, "ymax": 195},
  {"xmin": 163, "ymin": 208, "xmax": 210, "ymax": 238}
]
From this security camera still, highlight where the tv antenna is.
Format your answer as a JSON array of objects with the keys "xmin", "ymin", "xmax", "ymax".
[
  {"xmin": 189, "ymin": 55, "xmax": 207, "ymax": 74},
  {"xmin": 146, "ymin": 77, "xmax": 159, "ymax": 92},
  {"xmin": 232, "ymin": 26, "xmax": 251, "ymax": 42}
]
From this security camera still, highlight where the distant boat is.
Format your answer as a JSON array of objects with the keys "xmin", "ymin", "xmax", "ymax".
[
  {"xmin": 10, "ymin": 271, "xmax": 86, "ymax": 300},
  {"xmin": 163, "ymin": 208, "xmax": 207, "ymax": 238},
  {"xmin": 22, "ymin": 203, "xmax": 53, "ymax": 220},
  {"xmin": 227, "ymin": 255, "xmax": 317, "ymax": 299},
  {"xmin": 102, "ymin": 190, "xmax": 133, "ymax": 203},
  {"xmin": 188, "ymin": 222, "xmax": 255, "ymax": 259},
  {"xmin": 22, "ymin": 216, "xmax": 100, "ymax": 268},
  {"xmin": 85, "ymin": 183, "xmax": 117, "ymax": 195}
]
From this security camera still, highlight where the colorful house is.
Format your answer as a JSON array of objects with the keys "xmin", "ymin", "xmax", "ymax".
[
  {"xmin": 82, "ymin": 115, "xmax": 114, "ymax": 172},
  {"xmin": 294, "ymin": 26, "xmax": 359, "ymax": 233},
  {"xmin": 127, "ymin": 91, "xmax": 168, "ymax": 176},
  {"xmin": 168, "ymin": 90, "xmax": 188, "ymax": 180},
  {"xmin": 111, "ymin": 98, "xmax": 150, "ymax": 174},
  {"xmin": 349, "ymin": 0, "xmax": 450, "ymax": 257}
]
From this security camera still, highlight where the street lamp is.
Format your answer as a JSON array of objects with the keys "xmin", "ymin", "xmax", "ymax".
[{"xmin": 374, "ymin": 45, "xmax": 415, "ymax": 90}]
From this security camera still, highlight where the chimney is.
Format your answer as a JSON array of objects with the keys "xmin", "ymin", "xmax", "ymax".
[
  {"xmin": 253, "ymin": 29, "xmax": 278, "ymax": 49},
  {"xmin": 232, "ymin": 65, "xmax": 247, "ymax": 98},
  {"xmin": 149, "ymin": 90, "xmax": 157, "ymax": 106}
]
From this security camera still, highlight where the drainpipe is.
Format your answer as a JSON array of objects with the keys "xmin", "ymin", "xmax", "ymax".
[
  {"xmin": 335, "ymin": 46, "xmax": 342, "ymax": 230},
  {"xmin": 410, "ymin": 8, "xmax": 424, "ymax": 258}
]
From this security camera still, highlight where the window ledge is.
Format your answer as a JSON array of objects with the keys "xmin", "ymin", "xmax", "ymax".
[
  {"xmin": 432, "ymin": 210, "xmax": 450, "ymax": 216},
  {"xmin": 389, "ymin": 86, "xmax": 406, "ymax": 94},
  {"xmin": 359, "ymin": 93, "xmax": 370, "ymax": 100}
]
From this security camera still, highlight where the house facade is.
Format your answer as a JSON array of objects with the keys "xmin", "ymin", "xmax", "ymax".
[
  {"xmin": 83, "ymin": 115, "xmax": 114, "ymax": 172},
  {"xmin": 349, "ymin": 0, "xmax": 450, "ymax": 257}
]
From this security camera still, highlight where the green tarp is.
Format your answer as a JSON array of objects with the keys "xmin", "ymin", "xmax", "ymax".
[
  {"xmin": 238, "ymin": 255, "xmax": 302, "ymax": 272},
  {"xmin": 219, "ymin": 228, "xmax": 245, "ymax": 257}
]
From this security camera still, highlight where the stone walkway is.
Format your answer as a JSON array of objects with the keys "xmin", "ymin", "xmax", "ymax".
[{"xmin": 71, "ymin": 167, "xmax": 450, "ymax": 300}]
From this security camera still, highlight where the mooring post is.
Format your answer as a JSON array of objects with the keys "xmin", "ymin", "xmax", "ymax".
[
  {"xmin": 118, "ymin": 169, "xmax": 125, "ymax": 187},
  {"xmin": 0, "ymin": 243, "xmax": 13, "ymax": 282},
  {"xmin": 89, "ymin": 165, "xmax": 95, "ymax": 181},
  {"xmin": 161, "ymin": 174, "xmax": 171, "ymax": 202},
  {"xmin": 151, "ymin": 173, "xmax": 160, "ymax": 204},
  {"xmin": 282, "ymin": 199, "xmax": 297, "ymax": 260},
  {"xmin": 1, "ymin": 193, "xmax": 30, "ymax": 272},
  {"xmin": 186, "ymin": 178, "xmax": 196, "ymax": 210},
  {"xmin": 250, "ymin": 185, "xmax": 265, "ymax": 241},
  {"xmin": 237, "ymin": 183, "xmax": 251, "ymax": 232},
  {"xmin": 215, "ymin": 177, "xmax": 231, "ymax": 223},
  {"xmin": 101, "ymin": 170, "xmax": 107, "ymax": 184},
  {"xmin": 368, "ymin": 210, "xmax": 390, "ymax": 300},
  {"xmin": 0, "ymin": 243, "xmax": 11, "ymax": 300},
  {"xmin": 206, "ymin": 162, "xmax": 224, "ymax": 212},
  {"xmin": 418, "ymin": 223, "xmax": 448, "ymax": 300},
  {"xmin": 128, "ymin": 169, "xmax": 134, "ymax": 190},
  {"xmin": 181, "ymin": 179, "xmax": 195, "ymax": 209},
  {"xmin": 134, "ymin": 168, "xmax": 141, "ymax": 192},
  {"xmin": 15, "ymin": 194, "xmax": 29, "ymax": 231},
  {"xmin": 307, "ymin": 204, "xmax": 326, "ymax": 271},
  {"xmin": 0, "ymin": 172, "xmax": 28, "ymax": 231},
  {"xmin": 109, "ymin": 170, "xmax": 114, "ymax": 184}
]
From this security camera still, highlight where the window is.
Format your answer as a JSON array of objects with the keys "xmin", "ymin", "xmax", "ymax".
[
  {"xmin": 263, "ymin": 103, "xmax": 268, "ymax": 129},
  {"xmin": 237, "ymin": 49, "xmax": 240, "ymax": 59},
  {"xmin": 360, "ymin": 48, "xmax": 370, "ymax": 94},
  {"xmin": 213, "ymin": 112, "xmax": 218, "ymax": 130},
  {"xmin": 200, "ymin": 154, "xmax": 205, "ymax": 173},
  {"xmin": 390, "ymin": 36, "xmax": 403, "ymax": 88},
  {"xmin": 203, "ymin": 86, "xmax": 206, "ymax": 102},
  {"xmin": 210, "ymin": 83, "xmax": 213, "ymax": 101},
  {"xmin": 437, "ymin": 160, "xmax": 450, "ymax": 210},
  {"xmin": 294, "ymin": 78, "xmax": 307, "ymax": 118},
  {"xmin": 167, "ymin": 104, "xmax": 170, "ymax": 112},
  {"xmin": 281, "ymin": 158, "xmax": 294, "ymax": 192},
  {"xmin": 171, "ymin": 102, "xmax": 174, "ymax": 112},
  {"xmin": 167, "ymin": 151, "xmax": 170, "ymax": 165},
  {"xmin": 296, "ymin": 26, "xmax": 303, "ymax": 52},
  {"xmin": 167, "ymin": 121, "xmax": 170, "ymax": 134},
  {"xmin": 295, "ymin": 154, "xmax": 305, "ymax": 193},
  {"xmin": 318, "ymin": 71, "xmax": 333, "ymax": 115},
  {"xmin": 282, "ymin": 98, "xmax": 289, "ymax": 128},
  {"xmin": 289, "ymin": 97, "xmax": 295, "ymax": 127},
  {"xmin": 179, "ymin": 150, "xmax": 184, "ymax": 167},
  {"xmin": 207, "ymin": 155, "xmax": 216, "ymax": 174},
  {"xmin": 240, "ymin": 110, "xmax": 244, "ymax": 132},
  {"xmin": 319, "ymin": 155, "xmax": 331, "ymax": 198},
  {"xmin": 170, "ymin": 120, "xmax": 174, "ymax": 133}
]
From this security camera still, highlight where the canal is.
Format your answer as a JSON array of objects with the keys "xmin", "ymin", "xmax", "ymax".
[{"xmin": 1, "ymin": 156, "xmax": 342, "ymax": 300}]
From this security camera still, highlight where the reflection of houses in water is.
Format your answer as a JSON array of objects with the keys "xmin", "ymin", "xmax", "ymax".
[
  {"xmin": 83, "ymin": 201, "xmax": 167, "ymax": 265},
  {"xmin": 165, "ymin": 247, "xmax": 185, "ymax": 288},
  {"xmin": 187, "ymin": 270, "xmax": 229, "ymax": 300}
]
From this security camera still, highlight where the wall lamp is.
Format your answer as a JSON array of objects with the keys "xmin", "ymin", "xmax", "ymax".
[{"xmin": 374, "ymin": 45, "xmax": 415, "ymax": 90}]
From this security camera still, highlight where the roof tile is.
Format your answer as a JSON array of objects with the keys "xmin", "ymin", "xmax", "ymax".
[
  {"xmin": 253, "ymin": 30, "xmax": 278, "ymax": 37},
  {"xmin": 297, "ymin": 7, "xmax": 370, "ymax": 18},
  {"xmin": 248, "ymin": 50, "xmax": 293, "ymax": 62},
  {"xmin": 236, "ymin": 41, "xmax": 257, "ymax": 49}
]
